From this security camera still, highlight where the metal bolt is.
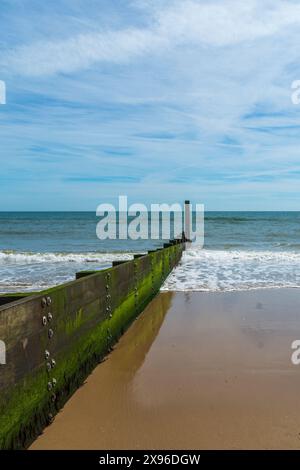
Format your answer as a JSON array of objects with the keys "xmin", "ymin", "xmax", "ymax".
[
  {"xmin": 47, "ymin": 382, "xmax": 53, "ymax": 391},
  {"xmin": 52, "ymin": 378, "xmax": 57, "ymax": 387},
  {"xmin": 48, "ymin": 328, "xmax": 54, "ymax": 339},
  {"xmin": 46, "ymin": 362, "xmax": 52, "ymax": 372},
  {"xmin": 41, "ymin": 297, "xmax": 47, "ymax": 308},
  {"xmin": 42, "ymin": 316, "xmax": 47, "ymax": 326},
  {"xmin": 51, "ymin": 359, "xmax": 56, "ymax": 368},
  {"xmin": 45, "ymin": 350, "xmax": 50, "ymax": 360},
  {"xmin": 46, "ymin": 296, "xmax": 52, "ymax": 306},
  {"xmin": 109, "ymin": 313, "xmax": 113, "ymax": 318},
  {"xmin": 47, "ymin": 312, "xmax": 53, "ymax": 322}
]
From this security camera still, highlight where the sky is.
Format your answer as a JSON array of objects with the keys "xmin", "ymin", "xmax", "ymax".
[{"xmin": 1, "ymin": 0, "xmax": 300, "ymax": 210}]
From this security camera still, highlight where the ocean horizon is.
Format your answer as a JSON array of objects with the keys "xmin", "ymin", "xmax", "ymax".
[{"xmin": 1, "ymin": 211, "xmax": 300, "ymax": 294}]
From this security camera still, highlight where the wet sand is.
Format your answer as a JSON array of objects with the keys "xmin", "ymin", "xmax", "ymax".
[{"xmin": 31, "ymin": 289, "xmax": 300, "ymax": 449}]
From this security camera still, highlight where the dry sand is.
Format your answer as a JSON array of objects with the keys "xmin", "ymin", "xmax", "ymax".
[{"xmin": 31, "ymin": 289, "xmax": 300, "ymax": 449}]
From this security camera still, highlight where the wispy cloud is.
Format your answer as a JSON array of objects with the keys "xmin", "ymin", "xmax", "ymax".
[
  {"xmin": 3, "ymin": 29, "xmax": 160, "ymax": 76},
  {"xmin": 4, "ymin": 0, "xmax": 300, "ymax": 76},
  {"xmin": 1, "ymin": 0, "xmax": 300, "ymax": 209},
  {"xmin": 65, "ymin": 175, "xmax": 140, "ymax": 183}
]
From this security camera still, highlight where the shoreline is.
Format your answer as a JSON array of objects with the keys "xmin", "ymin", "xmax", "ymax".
[{"xmin": 162, "ymin": 285, "xmax": 300, "ymax": 293}]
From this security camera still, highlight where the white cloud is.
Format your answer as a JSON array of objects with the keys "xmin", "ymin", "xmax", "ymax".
[
  {"xmin": 4, "ymin": 0, "xmax": 300, "ymax": 76},
  {"xmin": 155, "ymin": 0, "xmax": 300, "ymax": 46},
  {"xmin": 2, "ymin": 0, "xmax": 300, "ymax": 209},
  {"xmin": 3, "ymin": 29, "xmax": 162, "ymax": 76}
]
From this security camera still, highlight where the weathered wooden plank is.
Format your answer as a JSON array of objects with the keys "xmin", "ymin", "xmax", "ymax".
[{"xmin": 0, "ymin": 242, "xmax": 184, "ymax": 449}]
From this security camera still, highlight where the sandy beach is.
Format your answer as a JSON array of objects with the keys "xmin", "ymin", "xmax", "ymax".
[{"xmin": 31, "ymin": 288, "xmax": 300, "ymax": 450}]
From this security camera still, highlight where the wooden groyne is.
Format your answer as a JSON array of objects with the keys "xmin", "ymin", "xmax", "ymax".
[{"xmin": 0, "ymin": 240, "xmax": 185, "ymax": 449}]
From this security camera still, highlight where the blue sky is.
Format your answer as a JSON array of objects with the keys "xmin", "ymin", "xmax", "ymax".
[{"xmin": 1, "ymin": 0, "xmax": 300, "ymax": 210}]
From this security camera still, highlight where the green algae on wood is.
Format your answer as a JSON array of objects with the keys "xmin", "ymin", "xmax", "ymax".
[{"xmin": 0, "ymin": 242, "xmax": 184, "ymax": 449}]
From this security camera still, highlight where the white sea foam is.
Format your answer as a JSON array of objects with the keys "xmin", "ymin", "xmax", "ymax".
[
  {"xmin": 161, "ymin": 248, "xmax": 300, "ymax": 292},
  {"xmin": 0, "ymin": 250, "xmax": 136, "ymax": 293},
  {"xmin": 0, "ymin": 250, "xmax": 134, "ymax": 264},
  {"xmin": 1, "ymin": 248, "xmax": 300, "ymax": 294}
]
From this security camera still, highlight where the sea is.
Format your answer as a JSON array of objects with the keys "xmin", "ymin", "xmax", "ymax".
[{"xmin": 0, "ymin": 211, "xmax": 300, "ymax": 293}]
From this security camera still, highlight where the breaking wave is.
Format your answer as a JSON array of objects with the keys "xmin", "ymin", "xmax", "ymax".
[
  {"xmin": 0, "ymin": 250, "xmax": 136, "ymax": 293},
  {"xmin": 162, "ymin": 248, "xmax": 300, "ymax": 292},
  {"xmin": 0, "ymin": 250, "xmax": 134, "ymax": 264}
]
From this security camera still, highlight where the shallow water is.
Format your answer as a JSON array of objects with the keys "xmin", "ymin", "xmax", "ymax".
[
  {"xmin": 1, "ymin": 211, "xmax": 300, "ymax": 292},
  {"xmin": 162, "ymin": 248, "xmax": 300, "ymax": 291}
]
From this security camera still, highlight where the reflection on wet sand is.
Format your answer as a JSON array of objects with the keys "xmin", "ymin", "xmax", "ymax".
[
  {"xmin": 31, "ymin": 292, "xmax": 173, "ymax": 450},
  {"xmin": 32, "ymin": 289, "xmax": 300, "ymax": 449}
]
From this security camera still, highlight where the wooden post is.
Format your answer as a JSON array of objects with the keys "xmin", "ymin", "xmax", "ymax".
[{"xmin": 184, "ymin": 200, "xmax": 191, "ymax": 242}]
